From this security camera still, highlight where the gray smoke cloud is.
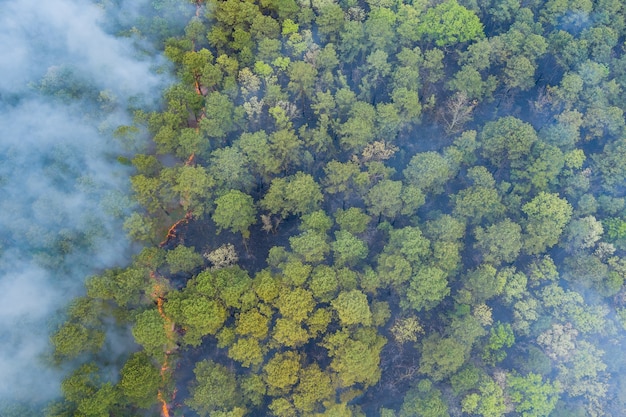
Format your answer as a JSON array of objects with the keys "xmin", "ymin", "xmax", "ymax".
[{"xmin": 0, "ymin": 0, "xmax": 171, "ymax": 408}]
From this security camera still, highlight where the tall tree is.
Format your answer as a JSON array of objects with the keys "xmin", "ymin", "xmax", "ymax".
[
  {"xmin": 416, "ymin": 0, "xmax": 484, "ymax": 46},
  {"xmin": 522, "ymin": 192, "xmax": 573, "ymax": 255},
  {"xmin": 480, "ymin": 116, "xmax": 538, "ymax": 169},
  {"xmin": 213, "ymin": 190, "xmax": 257, "ymax": 239},
  {"xmin": 187, "ymin": 360, "xmax": 242, "ymax": 415}
]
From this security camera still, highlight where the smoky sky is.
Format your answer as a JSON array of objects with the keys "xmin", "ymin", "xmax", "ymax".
[{"xmin": 0, "ymin": 0, "xmax": 169, "ymax": 407}]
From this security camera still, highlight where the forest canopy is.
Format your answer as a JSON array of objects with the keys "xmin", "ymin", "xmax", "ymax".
[{"xmin": 40, "ymin": 0, "xmax": 626, "ymax": 416}]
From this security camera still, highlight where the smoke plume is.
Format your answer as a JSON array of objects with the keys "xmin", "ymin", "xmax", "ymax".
[{"xmin": 0, "ymin": 0, "xmax": 168, "ymax": 408}]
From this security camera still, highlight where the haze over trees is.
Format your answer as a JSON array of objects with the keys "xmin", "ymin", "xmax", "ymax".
[{"xmin": 27, "ymin": 0, "xmax": 626, "ymax": 416}]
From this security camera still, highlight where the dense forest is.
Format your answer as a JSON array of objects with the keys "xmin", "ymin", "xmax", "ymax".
[{"xmin": 18, "ymin": 0, "xmax": 626, "ymax": 415}]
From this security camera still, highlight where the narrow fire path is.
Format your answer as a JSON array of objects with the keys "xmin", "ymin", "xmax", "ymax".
[{"xmin": 149, "ymin": 272, "xmax": 178, "ymax": 417}]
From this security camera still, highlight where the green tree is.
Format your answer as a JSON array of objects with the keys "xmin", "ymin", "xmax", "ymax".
[
  {"xmin": 237, "ymin": 131, "xmax": 282, "ymax": 183},
  {"xmin": 60, "ymin": 363, "xmax": 120, "ymax": 417},
  {"xmin": 377, "ymin": 253, "xmax": 413, "ymax": 287},
  {"xmin": 119, "ymin": 352, "xmax": 161, "ymax": 408},
  {"xmin": 280, "ymin": 259, "xmax": 312, "ymax": 286},
  {"xmin": 272, "ymin": 318, "xmax": 310, "ymax": 348},
  {"xmin": 512, "ymin": 142, "xmax": 565, "ymax": 192},
  {"xmin": 335, "ymin": 208, "xmax": 371, "ymax": 234},
  {"xmin": 124, "ymin": 211, "xmax": 160, "ymax": 243},
  {"xmin": 287, "ymin": 61, "xmax": 317, "ymax": 102},
  {"xmin": 401, "ymin": 266, "xmax": 450, "ymax": 312},
  {"xmin": 309, "ymin": 265, "xmax": 339, "ymax": 302},
  {"xmin": 424, "ymin": 214, "xmax": 466, "ymax": 242},
  {"xmin": 594, "ymin": 137, "xmax": 626, "ymax": 192},
  {"xmin": 209, "ymin": 147, "xmax": 255, "ymax": 192},
  {"xmin": 459, "ymin": 264, "xmax": 505, "ymax": 303},
  {"xmin": 268, "ymin": 398, "xmax": 296, "ymax": 417},
  {"xmin": 563, "ymin": 215, "xmax": 603, "ymax": 252},
  {"xmin": 235, "ymin": 307, "xmax": 270, "ymax": 339},
  {"xmin": 507, "ymin": 373, "xmax": 560, "ymax": 417},
  {"xmin": 332, "ymin": 231, "xmax": 369, "ymax": 267},
  {"xmin": 386, "ymin": 226, "xmax": 431, "ymax": 265},
  {"xmin": 209, "ymin": 267, "xmax": 254, "ymax": 310},
  {"xmin": 562, "ymin": 253, "xmax": 609, "ymax": 290},
  {"xmin": 449, "ymin": 313, "xmax": 487, "ymax": 348},
  {"xmin": 51, "ymin": 323, "xmax": 105, "ymax": 360},
  {"xmin": 522, "ymin": 192, "xmax": 573, "ymax": 255},
  {"xmin": 399, "ymin": 380, "xmax": 450, "ymax": 417},
  {"xmin": 199, "ymin": 91, "xmax": 239, "ymax": 141},
  {"xmin": 131, "ymin": 309, "xmax": 169, "ymax": 358},
  {"xmin": 556, "ymin": 340, "xmax": 607, "ymax": 403},
  {"xmin": 261, "ymin": 172, "xmax": 323, "ymax": 218},
  {"xmin": 375, "ymin": 102, "xmax": 403, "ymax": 140},
  {"xmin": 185, "ymin": 297, "xmax": 226, "ymax": 346},
  {"xmin": 167, "ymin": 295, "xmax": 228, "ymax": 346},
  {"xmin": 289, "ymin": 230, "xmax": 330, "ymax": 263},
  {"xmin": 461, "ymin": 377, "xmax": 507, "ymax": 417},
  {"xmin": 228, "ymin": 337, "xmax": 265, "ymax": 367},
  {"xmin": 451, "ymin": 365, "xmax": 483, "ymax": 395},
  {"xmin": 513, "ymin": 296, "xmax": 541, "ymax": 336},
  {"xmin": 392, "ymin": 87, "xmax": 422, "ymax": 122},
  {"xmin": 365, "ymin": 179, "xmax": 403, "ymax": 220},
  {"xmin": 503, "ymin": 55, "xmax": 536, "ymax": 90},
  {"xmin": 364, "ymin": 7, "xmax": 397, "ymax": 51},
  {"xmin": 453, "ymin": 185, "xmax": 505, "ymax": 225},
  {"xmin": 253, "ymin": 271, "xmax": 281, "ymax": 303},
  {"xmin": 403, "ymin": 151, "xmax": 456, "ymax": 194},
  {"xmin": 474, "ymin": 219, "xmax": 523, "ymax": 265},
  {"xmin": 490, "ymin": 26, "xmax": 547, "ymax": 92},
  {"xmin": 292, "ymin": 364, "xmax": 334, "ymax": 413},
  {"xmin": 307, "ymin": 307, "xmax": 332, "ymax": 337},
  {"xmin": 480, "ymin": 116, "xmax": 538, "ymax": 169},
  {"xmin": 416, "ymin": 0, "xmax": 484, "ymax": 46},
  {"xmin": 338, "ymin": 20, "xmax": 366, "ymax": 64},
  {"xmin": 300, "ymin": 210, "xmax": 333, "ymax": 234},
  {"xmin": 323, "ymin": 329, "xmax": 386, "ymax": 388},
  {"xmin": 86, "ymin": 267, "xmax": 148, "ymax": 308},
  {"xmin": 274, "ymin": 287, "xmax": 315, "ymax": 323},
  {"xmin": 323, "ymin": 160, "xmax": 369, "ymax": 201},
  {"xmin": 447, "ymin": 65, "xmax": 497, "ymax": 101},
  {"xmin": 187, "ymin": 360, "xmax": 242, "ymax": 416},
  {"xmin": 432, "ymin": 240, "xmax": 463, "ymax": 273},
  {"xmin": 264, "ymin": 351, "xmax": 302, "ymax": 391},
  {"xmin": 339, "ymin": 101, "xmax": 376, "ymax": 152},
  {"xmin": 419, "ymin": 334, "xmax": 467, "ymax": 381},
  {"xmin": 332, "ymin": 290, "xmax": 372, "ymax": 326},
  {"xmin": 172, "ymin": 165, "xmax": 215, "ymax": 216},
  {"xmin": 269, "ymin": 129, "xmax": 302, "ymax": 170},
  {"xmin": 213, "ymin": 190, "xmax": 257, "ymax": 238},
  {"xmin": 482, "ymin": 322, "xmax": 515, "ymax": 365},
  {"xmin": 130, "ymin": 174, "xmax": 170, "ymax": 215},
  {"xmin": 166, "ymin": 245, "xmax": 204, "ymax": 274}
]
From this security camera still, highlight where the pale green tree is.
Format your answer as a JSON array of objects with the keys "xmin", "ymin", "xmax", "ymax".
[{"xmin": 213, "ymin": 190, "xmax": 257, "ymax": 238}]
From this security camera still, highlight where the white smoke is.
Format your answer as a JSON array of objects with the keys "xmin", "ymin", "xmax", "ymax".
[{"xmin": 0, "ymin": 0, "xmax": 172, "ymax": 408}]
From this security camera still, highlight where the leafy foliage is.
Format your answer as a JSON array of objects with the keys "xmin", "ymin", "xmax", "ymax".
[{"xmin": 46, "ymin": 1, "xmax": 626, "ymax": 417}]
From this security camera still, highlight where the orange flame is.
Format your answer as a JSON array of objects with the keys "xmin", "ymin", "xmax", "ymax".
[
  {"xmin": 149, "ymin": 272, "xmax": 177, "ymax": 417},
  {"xmin": 185, "ymin": 153, "xmax": 196, "ymax": 166},
  {"xmin": 158, "ymin": 391, "xmax": 171, "ymax": 417},
  {"xmin": 159, "ymin": 212, "xmax": 193, "ymax": 248}
]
